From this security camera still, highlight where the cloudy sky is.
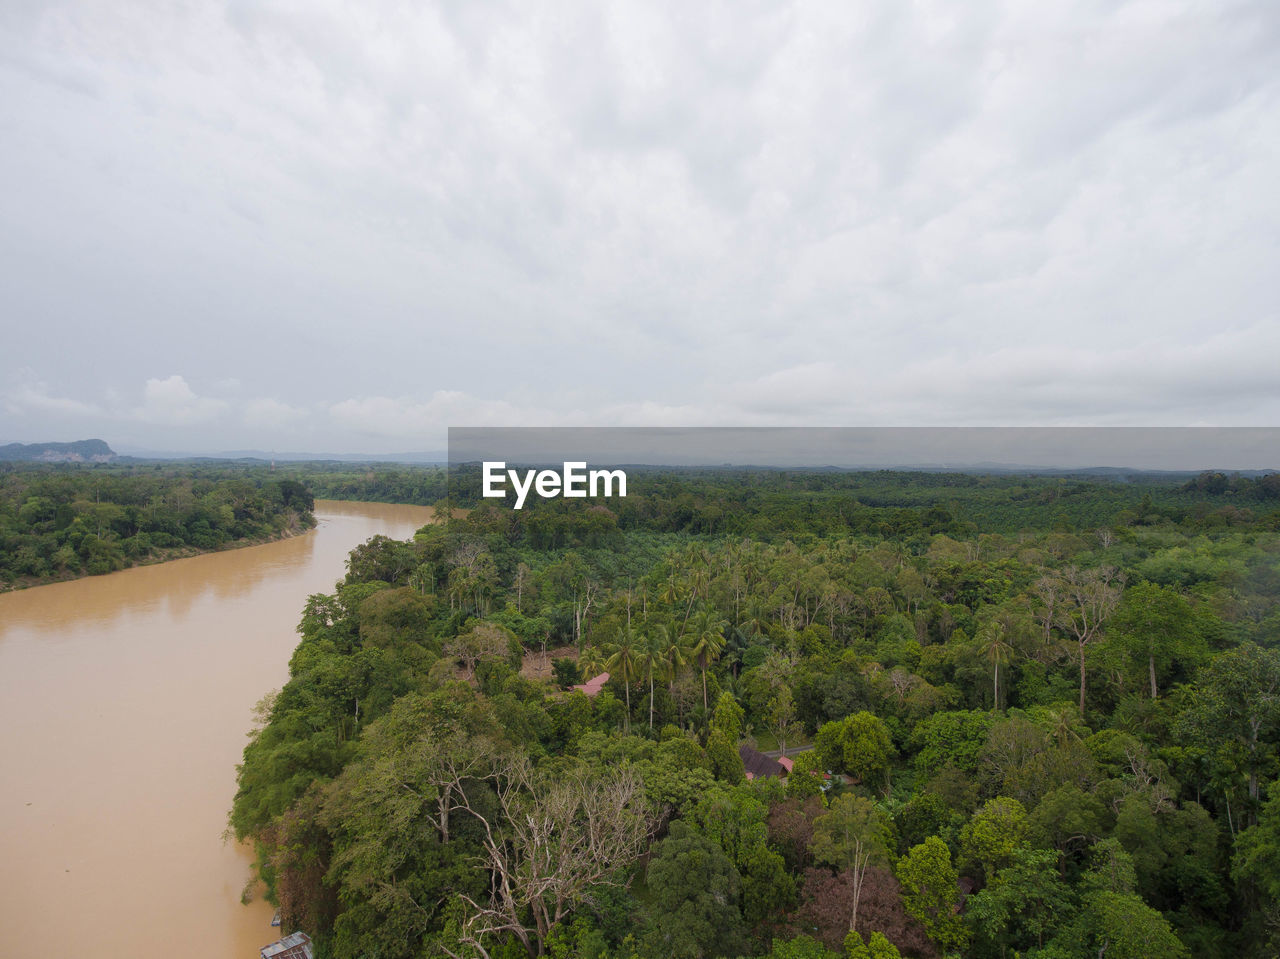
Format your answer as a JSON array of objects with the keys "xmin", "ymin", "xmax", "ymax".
[{"xmin": 2, "ymin": 1, "xmax": 1278, "ymax": 454}]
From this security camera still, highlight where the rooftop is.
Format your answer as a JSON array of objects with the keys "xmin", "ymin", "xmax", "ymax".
[
  {"xmin": 261, "ymin": 932, "xmax": 313, "ymax": 959},
  {"xmin": 571, "ymin": 671, "xmax": 610, "ymax": 697},
  {"xmin": 739, "ymin": 744, "xmax": 785, "ymax": 780}
]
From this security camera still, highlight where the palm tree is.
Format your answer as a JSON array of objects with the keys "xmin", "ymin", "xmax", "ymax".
[
  {"xmin": 661, "ymin": 568, "xmax": 684, "ymax": 608},
  {"xmin": 721, "ymin": 625, "xmax": 754, "ymax": 679},
  {"xmin": 687, "ymin": 607, "xmax": 728, "ymax": 712},
  {"xmin": 652, "ymin": 622, "xmax": 691, "ymax": 727},
  {"xmin": 604, "ymin": 626, "xmax": 642, "ymax": 735},
  {"xmin": 578, "ymin": 644, "xmax": 606, "ymax": 682},
  {"xmin": 978, "ymin": 621, "xmax": 1015, "ymax": 710},
  {"xmin": 642, "ymin": 627, "xmax": 668, "ymax": 731},
  {"xmin": 738, "ymin": 597, "xmax": 767, "ymax": 643}
]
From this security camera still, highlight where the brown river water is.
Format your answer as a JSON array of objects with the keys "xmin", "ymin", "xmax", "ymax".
[{"xmin": 0, "ymin": 500, "xmax": 436, "ymax": 959}]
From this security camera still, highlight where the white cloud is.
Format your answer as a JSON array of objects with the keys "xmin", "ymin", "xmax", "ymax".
[
  {"xmin": 133, "ymin": 375, "xmax": 229, "ymax": 425},
  {"xmin": 328, "ymin": 391, "xmax": 555, "ymax": 438},
  {"xmin": 243, "ymin": 397, "xmax": 309, "ymax": 426},
  {"xmin": 4, "ymin": 380, "xmax": 104, "ymax": 419}
]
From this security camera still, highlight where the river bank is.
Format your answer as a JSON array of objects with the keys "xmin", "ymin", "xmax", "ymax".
[
  {"xmin": 0, "ymin": 500, "xmax": 435, "ymax": 959},
  {"xmin": 0, "ymin": 513, "xmax": 317, "ymax": 594}
]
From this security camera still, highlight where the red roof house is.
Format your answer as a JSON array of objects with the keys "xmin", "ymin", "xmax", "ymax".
[
  {"xmin": 571, "ymin": 671, "xmax": 610, "ymax": 697},
  {"xmin": 740, "ymin": 744, "xmax": 787, "ymax": 780}
]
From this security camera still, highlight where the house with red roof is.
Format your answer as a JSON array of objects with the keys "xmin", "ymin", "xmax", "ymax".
[{"xmin": 571, "ymin": 671, "xmax": 610, "ymax": 697}]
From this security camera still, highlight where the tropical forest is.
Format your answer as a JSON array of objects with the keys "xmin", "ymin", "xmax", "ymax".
[
  {"xmin": 229, "ymin": 467, "xmax": 1280, "ymax": 959},
  {"xmin": 0, "ymin": 462, "xmax": 315, "ymax": 587}
]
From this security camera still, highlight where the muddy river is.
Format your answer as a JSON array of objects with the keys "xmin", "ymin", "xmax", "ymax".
[{"xmin": 0, "ymin": 500, "xmax": 436, "ymax": 958}]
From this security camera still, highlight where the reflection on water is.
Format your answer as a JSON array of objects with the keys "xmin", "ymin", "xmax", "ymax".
[
  {"xmin": 0, "ymin": 525, "xmax": 322, "ymax": 639},
  {"xmin": 0, "ymin": 500, "xmax": 435, "ymax": 959}
]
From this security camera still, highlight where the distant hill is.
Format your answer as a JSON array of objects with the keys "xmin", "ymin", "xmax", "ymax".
[
  {"xmin": 0, "ymin": 439, "xmax": 118, "ymax": 463},
  {"xmin": 114, "ymin": 446, "xmax": 447, "ymax": 464}
]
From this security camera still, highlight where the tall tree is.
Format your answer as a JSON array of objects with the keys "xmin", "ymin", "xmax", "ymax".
[
  {"xmin": 604, "ymin": 626, "xmax": 642, "ymax": 735},
  {"xmin": 644, "ymin": 820, "xmax": 749, "ymax": 959},
  {"xmin": 767, "ymin": 685, "xmax": 800, "ymax": 757},
  {"xmin": 965, "ymin": 848, "xmax": 1073, "ymax": 956},
  {"xmin": 656, "ymin": 621, "xmax": 688, "ymax": 696},
  {"xmin": 688, "ymin": 607, "xmax": 729, "ymax": 712},
  {"xmin": 810, "ymin": 794, "xmax": 892, "ymax": 936},
  {"xmin": 896, "ymin": 837, "xmax": 968, "ymax": 953},
  {"xmin": 642, "ymin": 626, "xmax": 668, "ymax": 730},
  {"xmin": 1050, "ymin": 565, "xmax": 1123, "ymax": 716},
  {"xmin": 814, "ymin": 712, "xmax": 895, "ymax": 793},
  {"xmin": 977, "ymin": 621, "xmax": 1015, "ymax": 711},
  {"xmin": 1108, "ymin": 581, "xmax": 1203, "ymax": 699},
  {"xmin": 448, "ymin": 757, "xmax": 650, "ymax": 959},
  {"xmin": 1176, "ymin": 642, "xmax": 1280, "ymax": 816}
]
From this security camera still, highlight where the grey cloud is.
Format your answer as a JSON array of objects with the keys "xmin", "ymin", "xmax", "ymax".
[{"xmin": 0, "ymin": 1, "xmax": 1277, "ymax": 453}]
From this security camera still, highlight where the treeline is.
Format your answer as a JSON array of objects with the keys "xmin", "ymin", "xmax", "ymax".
[
  {"xmin": 1182, "ymin": 470, "xmax": 1280, "ymax": 500},
  {"xmin": 232, "ymin": 470, "xmax": 1280, "ymax": 958},
  {"xmin": 449, "ymin": 465, "xmax": 1280, "ymax": 542},
  {"xmin": 0, "ymin": 464, "xmax": 315, "ymax": 586},
  {"xmin": 276, "ymin": 461, "xmax": 1280, "ymax": 538},
  {"xmin": 292, "ymin": 463, "xmax": 449, "ymax": 505}
]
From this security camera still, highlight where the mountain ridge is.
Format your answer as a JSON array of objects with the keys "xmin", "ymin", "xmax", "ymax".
[{"xmin": 0, "ymin": 439, "xmax": 117, "ymax": 463}]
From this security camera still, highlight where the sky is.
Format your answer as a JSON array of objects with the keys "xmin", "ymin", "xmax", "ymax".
[{"xmin": 1, "ymin": 1, "xmax": 1278, "ymax": 456}]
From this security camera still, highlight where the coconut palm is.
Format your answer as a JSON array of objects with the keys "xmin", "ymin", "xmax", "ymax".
[
  {"xmin": 687, "ymin": 607, "xmax": 729, "ymax": 712},
  {"xmin": 978, "ymin": 621, "xmax": 1016, "ymax": 710},
  {"xmin": 407, "ymin": 564, "xmax": 433, "ymax": 597},
  {"xmin": 656, "ymin": 622, "xmax": 688, "ymax": 695},
  {"xmin": 604, "ymin": 626, "xmax": 642, "ymax": 735},
  {"xmin": 660, "ymin": 567, "xmax": 684, "ymax": 607},
  {"xmin": 642, "ymin": 627, "xmax": 669, "ymax": 730},
  {"xmin": 721, "ymin": 625, "xmax": 754, "ymax": 679},
  {"xmin": 577, "ymin": 644, "xmax": 606, "ymax": 682}
]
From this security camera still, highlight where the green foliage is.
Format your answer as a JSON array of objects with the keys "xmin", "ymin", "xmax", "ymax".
[
  {"xmin": 814, "ymin": 712, "xmax": 894, "ymax": 790},
  {"xmin": 313, "ymin": 689, "xmax": 505, "ymax": 957},
  {"xmin": 1113, "ymin": 795, "xmax": 1224, "ymax": 916},
  {"xmin": 811, "ymin": 794, "xmax": 892, "ymax": 873},
  {"xmin": 895, "ymin": 836, "xmax": 969, "ymax": 951},
  {"xmin": 908, "ymin": 710, "xmax": 995, "ymax": 777},
  {"xmin": 960, "ymin": 796, "xmax": 1029, "ymax": 879},
  {"xmin": 1062, "ymin": 887, "xmax": 1191, "ymax": 959},
  {"xmin": 644, "ymin": 820, "xmax": 749, "ymax": 959},
  {"xmin": 965, "ymin": 847, "xmax": 1073, "ymax": 958},
  {"xmin": 1234, "ymin": 788, "xmax": 1280, "ymax": 902},
  {"xmin": 786, "ymin": 749, "xmax": 827, "ymax": 799},
  {"xmin": 1028, "ymin": 785, "xmax": 1110, "ymax": 862},
  {"xmin": 760, "ymin": 934, "xmax": 841, "ymax": 959},
  {"xmin": 842, "ymin": 930, "xmax": 900, "ymax": 959},
  {"xmin": 0, "ymin": 463, "xmax": 315, "ymax": 585},
  {"xmin": 1175, "ymin": 642, "xmax": 1280, "ymax": 813},
  {"xmin": 707, "ymin": 730, "xmax": 746, "ymax": 784},
  {"xmin": 552, "ymin": 657, "xmax": 582, "ymax": 688},
  {"xmin": 712, "ymin": 691, "xmax": 746, "ymax": 741},
  {"xmin": 222, "ymin": 465, "xmax": 1280, "ymax": 955},
  {"xmin": 635, "ymin": 738, "xmax": 716, "ymax": 820},
  {"xmin": 894, "ymin": 791, "xmax": 962, "ymax": 855},
  {"xmin": 1105, "ymin": 581, "xmax": 1208, "ymax": 698}
]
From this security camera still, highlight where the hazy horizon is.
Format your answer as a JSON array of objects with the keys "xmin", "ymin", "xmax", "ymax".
[{"xmin": 9, "ymin": 426, "xmax": 1278, "ymax": 474}]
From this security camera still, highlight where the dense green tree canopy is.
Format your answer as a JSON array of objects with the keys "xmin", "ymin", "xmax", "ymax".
[{"xmin": 223, "ymin": 464, "xmax": 1280, "ymax": 958}]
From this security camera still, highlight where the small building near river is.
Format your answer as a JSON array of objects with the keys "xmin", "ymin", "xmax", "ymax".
[{"xmin": 261, "ymin": 931, "xmax": 313, "ymax": 959}]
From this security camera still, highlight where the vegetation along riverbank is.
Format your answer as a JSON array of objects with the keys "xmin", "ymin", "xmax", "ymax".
[
  {"xmin": 233, "ymin": 466, "xmax": 1280, "ymax": 958},
  {"xmin": 0, "ymin": 463, "xmax": 317, "ymax": 590}
]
